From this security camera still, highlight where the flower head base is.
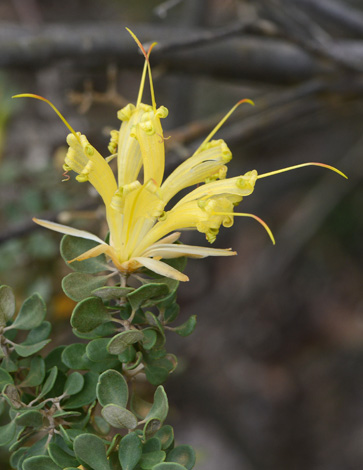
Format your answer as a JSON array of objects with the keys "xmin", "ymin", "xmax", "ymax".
[{"xmin": 13, "ymin": 30, "xmax": 348, "ymax": 282}]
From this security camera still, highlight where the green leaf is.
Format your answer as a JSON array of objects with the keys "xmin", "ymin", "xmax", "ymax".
[
  {"xmin": 15, "ymin": 410, "xmax": 43, "ymax": 428},
  {"xmin": 118, "ymin": 432, "xmax": 142, "ymax": 470},
  {"xmin": 118, "ymin": 345, "xmax": 136, "ymax": 364},
  {"xmin": 62, "ymin": 371, "xmax": 98, "ymax": 409},
  {"xmin": 11, "ymin": 293, "xmax": 46, "ymax": 330},
  {"xmin": 23, "ymin": 455, "xmax": 62, "ymax": 470},
  {"xmin": 0, "ymin": 420, "xmax": 17, "ymax": 445},
  {"xmin": 61, "ymin": 235, "xmax": 108, "ymax": 273},
  {"xmin": 86, "ymin": 338, "xmax": 114, "ymax": 362},
  {"xmin": 152, "ymin": 463, "xmax": 187, "ymax": 470},
  {"xmin": 12, "ymin": 435, "xmax": 48, "ymax": 468},
  {"xmin": 140, "ymin": 450, "xmax": 166, "ymax": 469},
  {"xmin": 64, "ymin": 372, "xmax": 84, "ymax": 396},
  {"xmin": 13, "ymin": 339, "xmax": 51, "ymax": 358},
  {"xmin": 38, "ymin": 366, "xmax": 58, "ymax": 399},
  {"xmin": 62, "ymin": 343, "xmax": 93, "ymax": 370},
  {"xmin": 130, "ymin": 392, "xmax": 152, "ymax": 420},
  {"xmin": 23, "ymin": 321, "xmax": 51, "ymax": 345},
  {"xmin": 173, "ymin": 316, "xmax": 197, "ymax": 337},
  {"xmin": 71, "ymin": 297, "xmax": 113, "ymax": 333},
  {"xmin": 143, "ymin": 418, "xmax": 162, "ymax": 440},
  {"xmin": 2, "ymin": 384, "xmax": 23, "ymax": 409},
  {"xmin": 163, "ymin": 303, "xmax": 180, "ymax": 323},
  {"xmin": 145, "ymin": 386, "xmax": 169, "ymax": 423},
  {"xmin": 92, "ymin": 286, "xmax": 134, "ymax": 300},
  {"xmin": 0, "ymin": 285, "xmax": 16, "ymax": 326},
  {"xmin": 21, "ymin": 356, "xmax": 45, "ymax": 387},
  {"xmin": 107, "ymin": 330, "xmax": 144, "ymax": 355},
  {"xmin": 72, "ymin": 321, "xmax": 116, "ymax": 340},
  {"xmin": 145, "ymin": 365, "xmax": 169, "ymax": 386},
  {"xmin": 62, "ymin": 272, "xmax": 110, "ymax": 301},
  {"xmin": 167, "ymin": 446, "xmax": 196, "ymax": 470},
  {"xmin": 45, "ymin": 345, "xmax": 68, "ymax": 373},
  {"xmin": 96, "ymin": 369, "xmax": 128, "ymax": 408},
  {"xmin": 127, "ymin": 284, "xmax": 169, "ymax": 310},
  {"xmin": 101, "ymin": 404, "xmax": 138, "ymax": 430},
  {"xmin": 143, "ymin": 438, "xmax": 161, "ymax": 453},
  {"xmin": 0, "ymin": 367, "xmax": 14, "ymax": 389},
  {"xmin": 93, "ymin": 415, "xmax": 110, "ymax": 435},
  {"xmin": 74, "ymin": 433, "xmax": 110, "ymax": 470},
  {"xmin": 124, "ymin": 351, "xmax": 143, "ymax": 371},
  {"xmin": 155, "ymin": 425, "xmax": 174, "ymax": 450},
  {"xmin": 48, "ymin": 443, "xmax": 79, "ymax": 468},
  {"xmin": 142, "ymin": 329, "xmax": 158, "ymax": 350}
]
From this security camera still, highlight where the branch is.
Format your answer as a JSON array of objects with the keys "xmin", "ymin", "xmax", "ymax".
[{"xmin": 0, "ymin": 22, "xmax": 323, "ymax": 84}]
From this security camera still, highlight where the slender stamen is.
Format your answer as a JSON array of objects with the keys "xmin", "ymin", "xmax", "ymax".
[
  {"xmin": 197, "ymin": 99, "xmax": 254, "ymax": 152},
  {"xmin": 126, "ymin": 28, "xmax": 158, "ymax": 111},
  {"xmin": 257, "ymin": 162, "xmax": 348, "ymax": 180},
  {"xmin": 213, "ymin": 211, "xmax": 275, "ymax": 245},
  {"xmin": 12, "ymin": 94, "xmax": 80, "ymax": 142},
  {"xmin": 136, "ymin": 60, "xmax": 148, "ymax": 107}
]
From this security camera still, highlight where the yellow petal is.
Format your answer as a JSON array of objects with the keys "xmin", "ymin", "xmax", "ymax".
[
  {"xmin": 33, "ymin": 218, "xmax": 105, "ymax": 244},
  {"xmin": 133, "ymin": 256, "xmax": 189, "ymax": 282},
  {"xmin": 142, "ymin": 243, "xmax": 236, "ymax": 259},
  {"xmin": 161, "ymin": 139, "xmax": 232, "ymax": 203}
]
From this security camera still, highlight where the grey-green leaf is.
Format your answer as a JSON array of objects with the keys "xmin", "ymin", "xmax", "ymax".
[
  {"xmin": 23, "ymin": 455, "xmax": 62, "ymax": 470},
  {"xmin": 167, "ymin": 446, "xmax": 196, "ymax": 470},
  {"xmin": 48, "ymin": 442, "xmax": 79, "ymax": 468},
  {"xmin": 92, "ymin": 286, "xmax": 134, "ymax": 300},
  {"xmin": 0, "ymin": 420, "xmax": 17, "ymax": 446},
  {"xmin": 71, "ymin": 297, "xmax": 113, "ymax": 333},
  {"xmin": 15, "ymin": 410, "xmax": 43, "ymax": 428},
  {"xmin": 61, "ymin": 235, "xmax": 108, "ymax": 273},
  {"xmin": 86, "ymin": 338, "xmax": 114, "ymax": 362},
  {"xmin": 107, "ymin": 330, "xmax": 144, "ymax": 355},
  {"xmin": 13, "ymin": 339, "xmax": 51, "ymax": 358},
  {"xmin": 11, "ymin": 293, "xmax": 46, "ymax": 330},
  {"xmin": 21, "ymin": 356, "xmax": 46, "ymax": 387},
  {"xmin": 64, "ymin": 372, "xmax": 84, "ymax": 396},
  {"xmin": 118, "ymin": 432, "xmax": 142, "ymax": 470},
  {"xmin": 96, "ymin": 369, "xmax": 128, "ymax": 408},
  {"xmin": 155, "ymin": 425, "xmax": 174, "ymax": 449},
  {"xmin": 101, "ymin": 404, "xmax": 138, "ymax": 430},
  {"xmin": 173, "ymin": 316, "xmax": 197, "ymax": 337},
  {"xmin": 145, "ymin": 386, "xmax": 169, "ymax": 423},
  {"xmin": 0, "ymin": 285, "xmax": 15, "ymax": 326},
  {"xmin": 74, "ymin": 433, "xmax": 110, "ymax": 470},
  {"xmin": 0, "ymin": 367, "xmax": 14, "ymax": 390},
  {"xmin": 153, "ymin": 463, "xmax": 188, "ymax": 470},
  {"xmin": 38, "ymin": 366, "xmax": 58, "ymax": 399},
  {"xmin": 62, "ymin": 272, "xmax": 110, "ymax": 301},
  {"xmin": 127, "ymin": 284, "xmax": 169, "ymax": 310},
  {"xmin": 62, "ymin": 371, "xmax": 98, "ymax": 409},
  {"xmin": 3, "ymin": 384, "xmax": 23, "ymax": 409}
]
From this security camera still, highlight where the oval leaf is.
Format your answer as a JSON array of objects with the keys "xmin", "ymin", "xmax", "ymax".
[
  {"xmin": 101, "ymin": 404, "xmax": 138, "ymax": 430},
  {"xmin": 0, "ymin": 285, "xmax": 15, "ymax": 326},
  {"xmin": 15, "ymin": 410, "xmax": 43, "ymax": 428},
  {"xmin": 62, "ymin": 272, "xmax": 110, "ymax": 301},
  {"xmin": 96, "ymin": 369, "xmax": 128, "ymax": 408},
  {"xmin": 74, "ymin": 433, "xmax": 110, "ymax": 470},
  {"xmin": 173, "ymin": 316, "xmax": 197, "ymax": 337},
  {"xmin": 23, "ymin": 455, "xmax": 61, "ymax": 470},
  {"xmin": 107, "ymin": 330, "xmax": 144, "ymax": 355},
  {"xmin": 12, "ymin": 293, "xmax": 46, "ymax": 330},
  {"xmin": 64, "ymin": 372, "xmax": 84, "ymax": 396},
  {"xmin": 127, "ymin": 284, "xmax": 169, "ymax": 310},
  {"xmin": 71, "ymin": 297, "xmax": 112, "ymax": 333},
  {"xmin": 48, "ymin": 442, "xmax": 79, "ymax": 468},
  {"xmin": 13, "ymin": 339, "xmax": 51, "ymax": 358},
  {"xmin": 167, "ymin": 446, "xmax": 196, "ymax": 470},
  {"xmin": 118, "ymin": 432, "xmax": 142, "ymax": 470},
  {"xmin": 92, "ymin": 286, "xmax": 134, "ymax": 300}
]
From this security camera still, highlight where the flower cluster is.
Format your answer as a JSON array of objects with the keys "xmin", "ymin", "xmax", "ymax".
[{"xmin": 14, "ymin": 31, "xmax": 347, "ymax": 282}]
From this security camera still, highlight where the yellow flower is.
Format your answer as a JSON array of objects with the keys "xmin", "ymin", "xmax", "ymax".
[{"xmin": 13, "ymin": 31, "xmax": 347, "ymax": 282}]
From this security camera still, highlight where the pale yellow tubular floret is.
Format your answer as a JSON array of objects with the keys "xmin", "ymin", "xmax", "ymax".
[
  {"xmin": 65, "ymin": 132, "xmax": 122, "ymax": 252},
  {"xmin": 141, "ymin": 243, "xmax": 236, "ymax": 259},
  {"xmin": 173, "ymin": 170, "xmax": 258, "ymax": 209},
  {"xmin": 132, "ymin": 106, "xmax": 168, "ymax": 186},
  {"xmin": 117, "ymin": 103, "xmax": 148, "ymax": 186},
  {"xmin": 160, "ymin": 139, "xmax": 232, "ymax": 203},
  {"xmin": 123, "ymin": 180, "xmax": 166, "ymax": 259}
]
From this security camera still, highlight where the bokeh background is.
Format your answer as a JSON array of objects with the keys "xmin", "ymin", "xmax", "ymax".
[{"xmin": 1, "ymin": 1, "xmax": 363, "ymax": 469}]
